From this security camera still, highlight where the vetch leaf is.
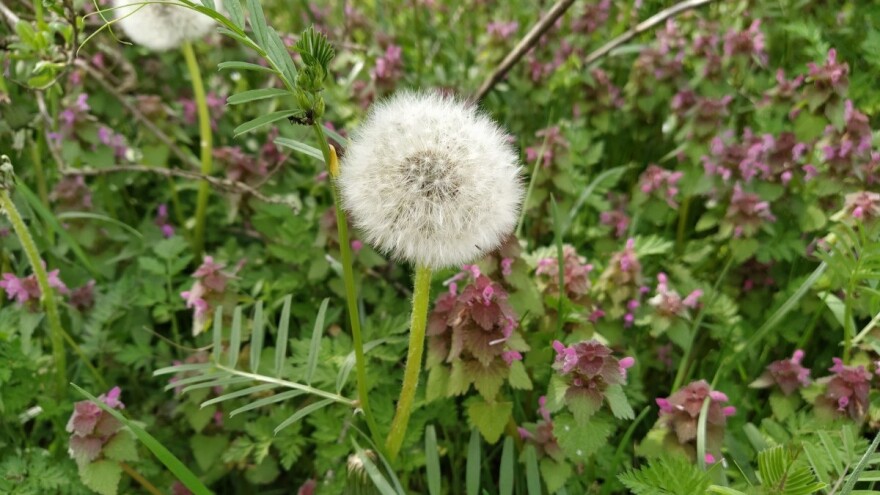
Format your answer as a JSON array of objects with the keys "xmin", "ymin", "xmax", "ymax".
[
  {"xmin": 274, "ymin": 398, "xmax": 335, "ymax": 434},
  {"xmin": 217, "ymin": 61, "xmax": 275, "ymax": 73},
  {"xmin": 275, "ymin": 137, "xmax": 324, "ymax": 162},
  {"xmin": 226, "ymin": 88, "xmax": 291, "ymax": 105},
  {"xmin": 229, "ymin": 389, "xmax": 306, "ymax": 417},
  {"xmin": 250, "ymin": 302, "xmax": 265, "ymax": 373},
  {"xmin": 275, "ymin": 295, "xmax": 292, "ymax": 377},
  {"xmin": 305, "ymin": 298, "xmax": 329, "ymax": 385},
  {"xmin": 227, "ymin": 306, "xmax": 242, "ymax": 368},
  {"xmin": 233, "ymin": 111, "xmax": 297, "ymax": 137}
]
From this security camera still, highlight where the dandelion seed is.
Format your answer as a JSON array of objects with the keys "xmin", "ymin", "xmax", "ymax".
[
  {"xmin": 112, "ymin": 0, "xmax": 218, "ymax": 51},
  {"xmin": 339, "ymin": 91, "xmax": 523, "ymax": 269}
]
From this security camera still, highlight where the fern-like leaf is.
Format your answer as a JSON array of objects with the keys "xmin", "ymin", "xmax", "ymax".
[{"xmin": 618, "ymin": 456, "xmax": 711, "ymax": 495}]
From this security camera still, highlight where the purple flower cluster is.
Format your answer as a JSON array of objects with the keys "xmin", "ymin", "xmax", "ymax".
[
  {"xmin": 535, "ymin": 244, "xmax": 593, "ymax": 301},
  {"xmin": 639, "ymin": 165, "xmax": 684, "ymax": 208},
  {"xmin": 816, "ymin": 358, "xmax": 872, "ymax": 421},
  {"xmin": 67, "ymin": 387, "xmax": 125, "ymax": 464},
  {"xmin": 656, "ymin": 380, "xmax": 735, "ymax": 458},
  {"xmin": 751, "ymin": 350, "xmax": 811, "ymax": 396},
  {"xmin": 552, "ymin": 339, "xmax": 634, "ymax": 414},
  {"xmin": 180, "ymin": 256, "xmax": 239, "ymax": 336},
  {"xmin": 0, "ymin": 262, "xmax": 69, "ymax": 308},
  {"xmin": 648, "ymin": 272, "xmax": 702, "ymax": 319}
]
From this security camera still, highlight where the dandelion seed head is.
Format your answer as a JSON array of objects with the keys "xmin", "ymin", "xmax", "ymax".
[
  {"xmin": 339, "ymin": 91, "xmax": 523, "ymax": 268},
  {"xmin": 112, "ymin": 0, "xmax": 217, "ymax": 51}
]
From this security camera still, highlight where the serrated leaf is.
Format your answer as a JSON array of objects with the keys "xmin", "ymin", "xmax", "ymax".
[
  {"xmin": 507, "ymin": 360, "xmax": 533, "ymax": 390},
  {"xmin": 233, "ymin": 111, "xmax": 297, "ymax": 137},
  {"xmin": 565, "ymin": 390, "xmax": 602, "ymax": 424},
  {"xmin": 190, "ymin": 434, "xmax": 229, "ymax": 472},
  {"xmin": 425, "ymin": 365, "xmax": 449, "ymax": 403},
  {"xmin": 102, "ymin": 431, "xmax": 138, "ymax": 462},
  {"xmin": 466, "ymin": 399, "xmax": 512, "ymax": 444},
  {"xmin": 605, "ymin": 384, "xmax": 634, "ymax": 420},
  {"xmin": 554, "ymin": 414, "xmax": 613, "ymax": 460},
  {"xmin": 227, "ymin": 88, "xmax": 290, "ymax": 105},
  {"xmin": 540, "ymin": 458, "xmax": 572, "ymax": 494},
  {"xmin": 447, "ymin": 360, "xmax": 471, "ymax": 396},
  {"xmin": 79, "ymin": 460, "xmax": 122, "ymax": 495}
]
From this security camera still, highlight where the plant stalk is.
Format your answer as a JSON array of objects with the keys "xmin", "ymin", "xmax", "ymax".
[
  {"xmin": 182, "ymin": 41, "xmax": 213, "ymax": 258},
  {"xmin": 0, "ymin": 189, "xmax": 66, "ymax": 395},
  {"xmin": 119, "ymin": 462, "xmax": 163, "ymax": 495},
  {"xmin": 386, "ymin": 265, "xmax": 432, "ymax": 461},
  {"xmin": 312, "ymin": 122, "xmax": 381, "ymax": 444}
]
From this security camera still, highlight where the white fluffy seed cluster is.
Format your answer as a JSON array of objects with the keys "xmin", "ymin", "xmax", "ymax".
[
  {"xmin": 339, "ymin": 91, "xmax": 523, "ymax": 269},
  {"xmin": 112, "ymin": 0, "xmax": 217, "ymax": 51}
]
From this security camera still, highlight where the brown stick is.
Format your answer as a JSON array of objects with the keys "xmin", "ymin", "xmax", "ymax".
[
  {"xmin": 62, "ymin": 164, "xmax": 302, "ymax": 213},
  {"xmin": 473, "ymin": 0, "xmax": 717, "ymax": 102},
  {"xmin": 472, "ymin": 0, "xmax": 577, "ymax": 102},
  {"xmin": 582, "ymin": 0, "xmax": 715, "ymax": 67}
]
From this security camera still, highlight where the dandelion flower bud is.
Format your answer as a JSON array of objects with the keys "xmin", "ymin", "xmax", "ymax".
[
  {"xmin": 339, "ymin": 91, "xmax": 523, "ymax": 269},
  {"xmin": 112, "ymin": 0, "xmax": 218, "ymax": 51}
]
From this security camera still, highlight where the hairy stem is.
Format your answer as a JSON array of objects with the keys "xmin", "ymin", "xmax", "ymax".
[
  {"xmin": 0, "ymin": 189, "xmax": 66, "ymax": 395},
  {"xmin": 312, "ymin": 122, "xmax": 381, "ymax": 444},
  {"xmin": 182, "ymin": 42, "xmax": 213, "ymax": 258},
  {"xmin": 386, "ymin": 265, "xmax": 432, "ymax": 461}
]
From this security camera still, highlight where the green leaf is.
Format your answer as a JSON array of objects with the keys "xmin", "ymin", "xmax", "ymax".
[
  {"xmin": 79, "ymin": 460, "xmax": 122, "ymax": 495},
  {"xmin": 540, "ymin": 458, "xmax": 572, "ymax": 494},
  {"xmin": 294, "ymin": 26, "xmax": 336, "ymax": 71},
  {"xmin": 565, "ymin": 390, "xmax": 602, "ymax": 424},
  {"xmin": 508, "ymin": 360, "xmax": 533, "ymax": 390},
  {"xmin": 212, "ymin": 306, "xmax": 223, "ymax": 362},
  {"xmin": 605, "ymin": 384, "xmax": 635, "ymax": 420},
  {"xmin": 250, "ymin": 302, "xmax": 265, "ymax": 373},
  {"xmin": 102, "ymin": 431, "xmax": 138, "ymax": 462},
  {"xmin": 425, "ymin": 365, "xmax": 450, "ymax": 403},
  {"xmin": 227, "ymin": 88, "xmax": 291, "ymax": 105},
  {"xmin": 275, "ymin": 295, "xmax": 292, "ymax": 377},
  {"xmin": 233, "ymin": 111, "xmax": 298, "ymax": 137},
  {"xmin": 245, "ymin": 0, "xmax": 267, "ymax": 47},
  {"xmin": 619, "ymin": 455, "xmax": 711, "ymax": 495},
  {"xmin": 71, "ymin": 384, "xmax": 212, "ymax": 495},
  {"xmin": 467, "ymin": 398, "xmax": 512, "ymax": 444},
  {"xmin": 524, "ymin": 445, "xmax": 542, "ymax": 495},
  {"xmin": 305, "ymin": 298, "xmax": 329, "ymax": 386},
  {"xmin": 265, "ymin": 27, "xmax": 298, "ymax": 86},
  {"xmin": 499, "ymin": 436, "xmax": 514, "ymax": 495},
  {"xmin": 56, "ymin": 211, "xmax": 143, "ymax": 240},
  {"xmin": 840, "ymin": 430, "xmax": 880, "ymax": 494},
  {"xmin": 221, "ymin": 0, "xmax": 244, "ymax": 29},
  {"xmin": 425, "ymin": 425, "xmax": 442, "ymax": 495},
  {"xmin": 228, "ymin": 306, "xmax": 242, "ymax": 367},
  {"xmin": 190, "ymin": 434, "xmax": 229, "ymax": 472},
  {"xmin": 229, "ymin": 389, "xmax": 305, "ymax": 417},
  {"xmin": 466, "ymin": 428, "xmax": 481, "ymax": 495},
  {"xmin": 554, "ymin": 414, "xmax": 613, "ymax": 460},
  {"xmin": 353, "ymin": 442, "xmax": 399, "ymax": 495},
  {"xmin": 275, "ymin": 137, "xmax": 324, "ymax": 162},
  {"xmin": 274, "ymin": 398, "xmax": 334, "ymax": 434},
  {"xmin": 200, "ymin": 384, "xmax": 276, "ymax": 407},
  {"xmin": 217, "ymin": 61, "xmax": 276, "ymax": 73}
]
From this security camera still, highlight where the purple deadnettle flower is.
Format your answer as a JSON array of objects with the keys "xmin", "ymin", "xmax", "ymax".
[
  {"xmin": 551, "ymin": 339, "xmax": 634, "ymax": 415},
  {"xmin": 656, "ymin": 380, "xmax": 734, "ymax": 460},
  {"xmin": 67, "ymin": 387, "xmax": 126, "ymax": 465},
  {"xmin": 815, "ymin": 358, "xmax": 872, "ymax": 421},
  {"xmin": 750, "ymin": 349, "xmax": 811, "ymax": 396}
]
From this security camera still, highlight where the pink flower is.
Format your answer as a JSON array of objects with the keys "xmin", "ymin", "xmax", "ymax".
[
  {"xmin": 67, "ymin": 387, "xmax": 125, "ymax": 464},
  {"xmin": 817, "ymin": 357, "xmax": 871, "ymax": 421},
  {"xmin": 351, "ymin": 239, "xmax": 364, "ymax": 253},
  {"xmin": 155, "ymin": 203, "xmax": 175, "ymax": 238},
  {"xmin": 752, "ymin": 350, "xmax": 811, "ymax": 395},
  {"xmin": 657, "ymin": 380, "xmax": 733, "ymax": 456},
  {"xmin": 535, "ymin": 245, "xmax": 593, "ymax": 299}
]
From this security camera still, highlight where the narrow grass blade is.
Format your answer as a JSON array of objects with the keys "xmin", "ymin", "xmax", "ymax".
[
  {"xmin": 499, "ymin": 436, "xmax": 514, "ymax": 495},
  {"xmin": 56, "ymin": 211, "xmax": 143, "ymax": 240},
  {"xmin": 353, "ymin": 441, "xmax": 399, "ymax": 495},
  {"xmin": 305, "ymin": 298, "xmax": 329, "ymax": 386},
  {"xmin": 466, "ymin": 428, "xmax": 481, "ymax": 495},
  {"xmin": 228, "ymin": 306, "xmax": 242, "ymax": 368},
  {"xmin": 212, "ymin": 306, "xmax": 223, "ymax": 362},
  {"xmin": 71, "ymin": 384, "xmax": 212, "ymax": 495},
  {"xmin": 525, "ymin": 444, "xmax": 542, "ymax": 495},
  {"xmin": 274, "ymin": 398, "xmax": 334, "ymax": 434},
  {"xmin": 250, "ymin": 301, "xmax": 265, "ymax": 373},
  {"xmin": 425, "ymin": 425, "xmax": 441, "ymax": 495},
  {"xmin": 275, "ymin": 295, "xmax": 292, "ymax": 377},
  {"xmin": 840, "ymin": 431, "xmax": 880, "ymax": 494}
]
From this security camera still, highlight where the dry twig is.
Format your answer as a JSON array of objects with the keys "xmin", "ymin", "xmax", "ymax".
[{"xmin": 61, "ymin": 164, "xmax": 302, "ymax": 213}]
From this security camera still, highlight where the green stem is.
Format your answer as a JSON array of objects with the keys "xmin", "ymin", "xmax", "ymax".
[
  {"xmin": 671, "ymin": 254, "xmax": 734, "ymax": 391},
  {"xmin": 311, "ymin": 122, "xmax": 380, "ymax": 444},
  {"xmin": 386, "ymin": 265, "xmax": 432, "ymax": 461},
  {"xmin": 675, "ymin": 196, "xmax": 691, "ymax": 253},
  {"xmin": 843, "ymin": 277, "xmax": 857, "ymax": 364},
  {"xmin": 182, "ymin": 42, "xmax": 213, "ymax": 258},
  {"xmin": 1, "ymin": 190, "xmax": 66, "ymax": 395}
]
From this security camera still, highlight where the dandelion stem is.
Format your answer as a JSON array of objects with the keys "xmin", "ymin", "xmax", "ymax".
[
  {"xmin": 0, "ymin": 187, "xmax": 67, "ymax": 395},
  {"xmin": 182, "ymin": 41, "xmax": 213, "ymax": 259},
  {"xmin": 312, "ymin": 122, "xmax": 381, "ymax": 445},
  {"xmin": 386, "ymin": 265, "xmax": 432, "ymax": 461}
]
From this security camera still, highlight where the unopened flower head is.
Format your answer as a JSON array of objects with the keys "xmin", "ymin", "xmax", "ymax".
[
  {"xmin": 112, "ymin": 0, "xmax": 218, "ymax": 51},
  {"xmin": 339, "ymin": 91, "xmax": 523, "ymax": 269}
]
